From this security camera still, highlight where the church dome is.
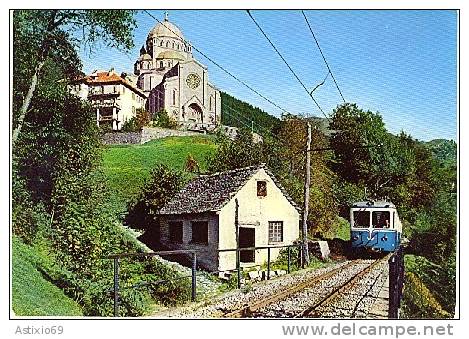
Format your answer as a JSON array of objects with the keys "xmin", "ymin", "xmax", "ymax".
[
  {"xmin": 148, "ymin": 19, "xmax": 184, "ymax": 40},
  {"xmin": 156, "ymin": 50, "xmax": 185, "ymax": 61}
]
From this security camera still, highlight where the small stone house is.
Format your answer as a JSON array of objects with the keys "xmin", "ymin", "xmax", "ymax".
[{"xmin": 158, "ymin": 164, "xmax": 301, "ymax": 272}]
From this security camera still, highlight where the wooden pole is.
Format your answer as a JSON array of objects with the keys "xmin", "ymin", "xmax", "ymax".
[{"xmin": 302, "ymin": 122, "xmax": 311, "ymax": 265}]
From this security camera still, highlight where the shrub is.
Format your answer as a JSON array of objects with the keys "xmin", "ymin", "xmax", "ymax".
[
  {"xmin": 184, "ymin": 153, "xmax": 200, "ymax": 173},
  {"xmin": 154, "ymin": 109, "xmax": 178, "ymax": 129},
  {"xmin": 125, "ymin": 163, "xmax": 185, "ymax": 232},
  {"xmin": 122, "ymin": 109, "xmax": 151, "ymax": 132},
  {"xmin": 401, "ymin": 271, "xmax": 451, "ymax": 319}
]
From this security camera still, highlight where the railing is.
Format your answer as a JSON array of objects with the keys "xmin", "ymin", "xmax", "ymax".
[
  {"xmin": 106, "ymin": 243, "xmax": 305, "ymax": 317},
  {"xmin": 388, "ymin": 246, "xmax": 405, "ymax": 318}
]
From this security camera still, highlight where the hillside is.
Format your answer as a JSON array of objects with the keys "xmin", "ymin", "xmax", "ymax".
[
  {"xmin": 220, "ymin": 91, "xmax": 281, "ymax": 135},
  {"xmin": 102, "ymin": 136, "xmax": 217, "ymax": 211},
  {"xmin": 12, "ymin": 237, "xmax": 83, "ymax": 316},
  {"xmin": 425, "ymin": 139, "xmax": 457, "ymax": 164}
]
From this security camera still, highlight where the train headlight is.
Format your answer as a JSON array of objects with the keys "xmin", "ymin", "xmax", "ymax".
[{"xmin": 381, "ymin": 236, "xmax": 388, "ymax": 241}]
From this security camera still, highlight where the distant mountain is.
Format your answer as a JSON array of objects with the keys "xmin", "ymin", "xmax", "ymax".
[
  {"xmin": 220, "ymin": 91, "xmax": 281, "ymax": 135},
  {"xmin": 424, "ymin": 139, "xmax": 457, "ymax": 164},
  {"xmin": 220, "ymin": 91, "xmax": 335, "ymax": 139}
]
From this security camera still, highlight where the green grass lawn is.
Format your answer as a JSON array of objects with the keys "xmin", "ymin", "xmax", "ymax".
[
  {"xmin": 102, "ymin": 136, "xmax": 217, "ymax": 212},
  {"xmin": 12, "ymin": 237, "xmax": 83, "ymax": 316}
]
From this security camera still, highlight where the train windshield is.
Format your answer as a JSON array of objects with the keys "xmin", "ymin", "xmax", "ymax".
[
  {"xmin": 372, "ymin": 211, "xmax": 390, "ymax": 228},
  {"xmin": 353, "ymin": 211, "xmax": 370, "ymax": 228}
]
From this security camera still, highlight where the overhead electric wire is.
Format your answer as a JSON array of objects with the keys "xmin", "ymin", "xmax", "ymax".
[
  {"xmin": 221, "ymin": 102, "xmax": 284, "ymax": 143},
  {"xmin": 310, "ymin": 71, "xmax": 330, "ymax": 95},
  {"xmin": 301, "ymin": 10, "xmax": 346, "ymax": 103},
  {"xmin": 143, "ymin": 10, "xmax": 293, "ymax": 117},
  {"xmin": 246, "ymin": 10, "xmax": 330, "ymax": 123}
]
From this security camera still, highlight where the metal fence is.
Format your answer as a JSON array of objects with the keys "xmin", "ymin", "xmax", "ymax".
[
  {"xmin": 107, "ymin": 243, "xmax": 304, "ymax": 317},
  {"xmin": 388, "ymin": 246, "xmax": 405, "ymax": 318}
]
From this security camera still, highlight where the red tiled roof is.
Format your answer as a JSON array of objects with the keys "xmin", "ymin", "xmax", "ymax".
[{"xmin": 76, "ymin": 71, "xmax": 146, "ymax": 97}]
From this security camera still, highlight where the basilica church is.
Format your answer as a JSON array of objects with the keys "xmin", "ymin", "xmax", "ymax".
[{"xmin": 134, "ymin": 13, "xmax": 221, "ymax": 130}]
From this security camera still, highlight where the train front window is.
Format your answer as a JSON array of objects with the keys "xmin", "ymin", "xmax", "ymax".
[
  {"xmin": 353, "ymin": 211, "xmax": 370, "ymax": 228},
  {"xmin": 372, "ymin": 211, "xmax": 390, "ymax": 228}
]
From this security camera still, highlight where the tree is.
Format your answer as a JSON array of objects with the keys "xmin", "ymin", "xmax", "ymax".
[
  {"xmin": 13, "ymin": 10, "xmax": 136, "ymax": 144},
  {"xmin": 153, "ymin": 109, "xmax": 178, "ymax": 129},
  {"xmin": 207, "ymin": 128, "xmax": 265, "ymax": 173},
  {"xmin": 329, "ymin": 103, "xmax": 414, "ymax": 197},
  {"xmin": 125, "ymin": 164, "xmax": 185, "ymax": 232}
]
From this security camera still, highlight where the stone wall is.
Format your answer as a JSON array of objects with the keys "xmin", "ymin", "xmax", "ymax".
[
  {"xmin": 102, "ymin": 131, "xmax": 142, "ymax": 145},
  {"xmin": 102, "ymin": 127, "xmax": 202, "ymax": 145},
  {"xmin": 140, "ymin": 127, "xmax": 201, "ymax": 144}
]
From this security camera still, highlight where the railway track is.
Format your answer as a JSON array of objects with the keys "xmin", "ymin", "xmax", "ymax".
[{"xmin": 223, "ymin": 255, "xmax": 390, "ymax": 318}]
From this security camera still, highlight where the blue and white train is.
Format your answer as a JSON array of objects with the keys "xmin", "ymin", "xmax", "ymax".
[{"xmin": 350, "ymin": 200, "xmax": 402, "ymax": 253}]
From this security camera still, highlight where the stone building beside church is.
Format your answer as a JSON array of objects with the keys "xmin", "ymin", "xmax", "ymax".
[{"xmin": 134, "ymin": 13, "xmax": 221, "ymax": 130}]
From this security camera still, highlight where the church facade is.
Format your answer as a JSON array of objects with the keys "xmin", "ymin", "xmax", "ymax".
[{"xmin": 134, "ymin": 14, "xmax": 221, "ymax": 130}]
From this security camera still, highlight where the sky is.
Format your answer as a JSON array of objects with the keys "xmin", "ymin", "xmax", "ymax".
[{"xmin": 80, "ymin": 10, "xmax": 458, "ymax": 142}]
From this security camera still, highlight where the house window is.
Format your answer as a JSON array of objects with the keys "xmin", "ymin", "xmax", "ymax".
[
  {"xmin": 160, "ymin": 61, "xmax": 164, "ymax": 68},
  {"xmin": 160, "ymin": 40, "xmax": 163, "ymax": 47},
  {"xmin": 132, "ymin": 92, "xmax": 135, "ymax": 100},
  {"xmin": 169, "ymin": 221, "xmax": 183, "ymax": 243},
  {"xmin": 172, "ymin": 89, "xmax": 176, "ymax": 105},
  {"xmin": 268, "ymin": 221, "xmax": 283, "ymax": 244},
  {"xmin": 191, "ymin": 221, "xmax": 208, "ymax": 245},
  {"xmin": 257, "ymin": 181, "xmax": 267, "ymax": 197},
  {"xmin": 100, "ymin": 85, "xmax": 104, "ymax": 94}
]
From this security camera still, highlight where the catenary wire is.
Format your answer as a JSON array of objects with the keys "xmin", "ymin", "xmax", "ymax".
[
  {"xmin": 301, "ymin": 10, "xmax": 346, "ymax": 103},
  {"xmin": 246, "ymin": 10, "xmax": 330, "ymax": 123}
]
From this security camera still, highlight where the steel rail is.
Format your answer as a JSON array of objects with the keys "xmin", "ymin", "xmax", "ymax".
[
  {"xmin": 298, "ymin": 253, "xmax": 391, "ymax": 318},
  {"xmin": 223, "ymin": 260, "xmax": 362, "ymax": 318}
]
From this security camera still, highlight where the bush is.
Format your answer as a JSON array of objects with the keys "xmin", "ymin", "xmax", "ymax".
[
  {"xmin": 125, "ymin": 163, "xmax": 185, "ymax": 232},
  {"xmin": 401, "ymin": 271, "xmax": 451, "ymax": 319},
  {"xmin": 122, "ymin": 109, "xmax": 151, "ymax": 132},
  {"xmin": 121, "ymin": 117, "xmax": 138, "ymax": 132},
  {"xmin": 154, "ymin": 109, "xmax": 178, "ymax": 129}
]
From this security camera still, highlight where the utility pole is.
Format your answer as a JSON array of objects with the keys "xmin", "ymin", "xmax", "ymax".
[{"xmin": 302, "ymin": 122, "xmax": 311, "ymax": 266}]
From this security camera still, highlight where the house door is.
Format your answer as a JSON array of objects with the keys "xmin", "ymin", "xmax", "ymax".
[{"xmin": 239, "ymin": 227, "xmax": 255, "ymax": 263}]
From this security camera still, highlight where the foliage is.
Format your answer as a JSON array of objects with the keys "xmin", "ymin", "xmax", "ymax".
[
  {"xmin": 265, "ymin": 245, "xmax": 328, "ymax": 273},
  {"xmin": 125, "ymin": 163, "xmax": 185, "ymax": 231},
  {"xmin": 185, "ymin": 153, "xmax": 200, "ymax": 173},
  {"xmin": 329, "ymin": 104, "xmax": 414, "ymax": 197},
  {"xmin": 207, "ymin": 128, "xmax": 265, "ymax": 172},
  {"xmin": 404, "ymin": 254, "xmax": 455, "ymax": 317},
  {"xmin": 321, "ymin": 216, "xmax": 351, "ymax": 241},
  {"xmin": 153, "ymin": 109, "xmax": 178, "ymax": 129},
  {"xmin": 12, "ymin": 10, "xmax": 137, "ymax": 142},
  {"xmin": 220, "ymin": 91, "xmax": 281, "ymax": 134},
  {"xmin": 425, "ymin": 139, "xmax": 457, "ymax": 165},
  {"xmin": 121, "ymin": 117, "xmax": 138, "ymax": 132},
  {"xmin": 11, "ymin": 9, "xmax": 199, "ymax": 317},
  {"xmin": 122, "ymin": 108, "xmax": 152, "ymax": 132},
  {"xmin": 401, "ymin": 271, "xmax": 451, "ymax": 319}
]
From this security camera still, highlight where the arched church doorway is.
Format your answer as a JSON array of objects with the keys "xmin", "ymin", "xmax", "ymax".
[{"xmin": 187, "ymin": 103, "xmax": 203, "ymax": 123}]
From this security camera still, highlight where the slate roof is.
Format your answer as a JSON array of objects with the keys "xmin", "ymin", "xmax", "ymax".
[{"xmin": 159, "ymin": 164, "xmax": 301, "ymax": 215}]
